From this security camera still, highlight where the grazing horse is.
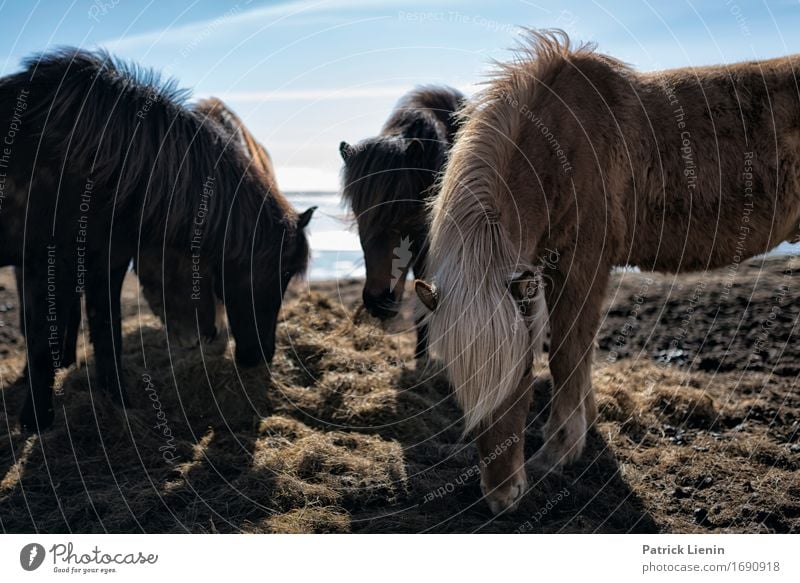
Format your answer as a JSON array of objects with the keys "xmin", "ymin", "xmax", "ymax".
[
  {"xmin": 340, "ymin": 86, "xmax": 465, "ymax": 359},
  {"xmin": 0, "ymin": 49, "xmax": 314, "ymax": 431},
  {"xmin": 416, "ymin": 29, "xmax": 800, "ymax": 513},
  {"xmin": 12, "ymin": 97, "xmax": 261, "ymax": 363},
  {"xmin": 135, "ymin": 97, "xmax": 290, "ymax": 353}
]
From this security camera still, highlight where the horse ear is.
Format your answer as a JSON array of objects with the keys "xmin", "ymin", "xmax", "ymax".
[
  {"xmin": 298, "ymin": 206, "xmax": 316, "ymax": 229},
  {"xmin": 339, "ymin": 141, "xmax": 354, "ymax": 161},
  {"xmin": 508, "ymin": 271, "xmax": 539, "ymax": 302},
  {"xmin": 415, "ymin": 279, "xmax": 439, "ymax": 311}
]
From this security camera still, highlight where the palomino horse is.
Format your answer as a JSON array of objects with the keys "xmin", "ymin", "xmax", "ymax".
[
  {"xmin": 340, "ymin": 86, "xmax": 465, "ymax": 359},
  {"xmin": 0, "ymin": 49, "xmax": 313, "ymax": 430},
  {"xmin": 416, "ymin": 29, "xmax": 800, "ymax": 513}
]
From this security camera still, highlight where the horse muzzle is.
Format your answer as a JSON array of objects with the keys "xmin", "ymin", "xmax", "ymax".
[
  {"xmin": 170, "ymin": 327, "xmax": 227, "ymax": 355},
  {"xmin": 362, "ymin": 288, "xmax": 399, "ymax": 320}
]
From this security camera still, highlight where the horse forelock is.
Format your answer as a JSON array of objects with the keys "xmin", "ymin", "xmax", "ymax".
[
  {"xmin": 342, "ymin": 136, "xmax": 439, "ymax": 237},
  {"xmin": 342, "ymin": 85, "xmax": 464, "ymax": 243}
]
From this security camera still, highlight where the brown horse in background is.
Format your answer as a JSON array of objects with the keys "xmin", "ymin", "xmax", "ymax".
[
  {"xmin": 340, "ymin": 86, "xmax": 465, "ymax": 359},
  {"xmin": 417, "ymin": 29, "xmax": 800, "ymax": 513},
  {"xmin": 135, "ymin": 97, "xmax": 292, "ymax": 354}
]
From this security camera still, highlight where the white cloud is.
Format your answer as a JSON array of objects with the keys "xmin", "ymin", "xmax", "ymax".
[
  {"xmin": 100, "ymin": 0, "xmax": 453, "ymax": 51},
  {"xmin": 100, "ymin": 0, "xmax": 332, "ymax": 50}
]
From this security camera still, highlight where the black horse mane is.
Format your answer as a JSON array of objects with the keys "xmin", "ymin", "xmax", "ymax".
[
  {"xmin": 1, "ymin": 48, "xmax": 299, "ymax": 266},
  {"xmin": 341, "ymin": 85, "xmax": 465, "ymax": 234},
  {"xmin": 388, "ymin": 85, "xmax": 465, "ymax": 143}
]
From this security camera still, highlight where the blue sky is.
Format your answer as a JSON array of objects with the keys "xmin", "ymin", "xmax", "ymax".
[{"xmin": 1, "ymin": 0, "xmax": 799, "ymax": 190}]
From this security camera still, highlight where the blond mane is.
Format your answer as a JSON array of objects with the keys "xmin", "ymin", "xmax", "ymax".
[{"xmin": 426, "ymin": 30, "xmax": 584, "ymax": 433}]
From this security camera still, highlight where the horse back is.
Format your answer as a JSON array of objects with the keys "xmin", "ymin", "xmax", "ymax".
[{"xmin": 626, "ymin": 56, "xmax": 800, "ymax": 270}]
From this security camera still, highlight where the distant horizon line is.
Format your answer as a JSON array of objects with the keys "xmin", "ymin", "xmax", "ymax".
[{"xmin": 284, "ymin": 190, "xmax": 339, "ymax": 194}]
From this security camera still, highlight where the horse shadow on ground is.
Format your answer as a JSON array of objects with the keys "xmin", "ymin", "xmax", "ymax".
[
  {"xmin": 0, "ymin": 324, "xmax": 283, "ymax": 533},
  {"xmin": 349, "ymin": 371, "xmax": 660, "ymax": 533},
  {"xmin": 1, "ymin": 320, "xmax": 658, "ymax": 533}
]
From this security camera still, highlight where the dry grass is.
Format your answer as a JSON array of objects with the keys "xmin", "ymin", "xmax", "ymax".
[{"xmin": 0, "ymin": 257, "xmax": 798, "ymax": 532}]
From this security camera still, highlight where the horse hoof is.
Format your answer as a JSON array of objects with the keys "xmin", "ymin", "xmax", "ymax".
[
  {"xmin": 481, "ymin": 472, "xmax": 527, "ymax": 515},
  {"xmin": 19, "ymin": 401, "xmax": 55, "ymax": 433},
  {"xmin": 529, "ymin": 411, "xmax": 587, "ymax": 470}
]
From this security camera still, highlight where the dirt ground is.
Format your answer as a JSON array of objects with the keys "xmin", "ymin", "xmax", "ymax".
[{"xmin": 0, "ymin": 255, "xmax": 798, "ymax": 533}]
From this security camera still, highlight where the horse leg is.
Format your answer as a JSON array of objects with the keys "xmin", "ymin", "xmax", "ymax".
[
  {"xmin": 412, "ymin": 248, "xmax": 429, "ymax": 361},
  {"xmin": 15, "ymin": 268, "xmax": 79, "ymax": 378},
  {"xmin": 530, "ymin": 262, "xmax": 607, "ymax": 470},
  {"xmin": 60, "ymin": 296, "xmax": 82, "ymax": 369},
  {"xmin": 14, "ymin": 267, "xmax": 24, "ymax": 336},
  {"xmin": 15, "ymin": 267, "xmax": 30, "ymax": 381},
  {"xmin": 584, "ymin": 381, "xmax": 598, "ymax": 426},
  {"xmin": 476, "ymin": 370, "xmax": 533, "ymax": 514},
  {"xmin": 414, "ymin": 319, "xmax": 428, "ymax": 360},
  {"xmin": 85, "ymin": 261, "xmax": 129, "ymax": 406},
  {"xmin": 18, "ymin": 261, "xmax": 72, "ymax": 431}
]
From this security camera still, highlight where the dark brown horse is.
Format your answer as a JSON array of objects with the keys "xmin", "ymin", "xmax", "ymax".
[
  {"xmin": 339, "ymin": 86, "xmax": 464, "ymax": 358},
  {"xmin": 0, "ymin": 49, "xmax": 314, "ymax": 431},
  {"xmin": 12, "ymin": 98, "xmax": 264, "ymax": 364},
  {"xmin": 135, "ymin": 97, "xmax": 292, "ymax": 354}
]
